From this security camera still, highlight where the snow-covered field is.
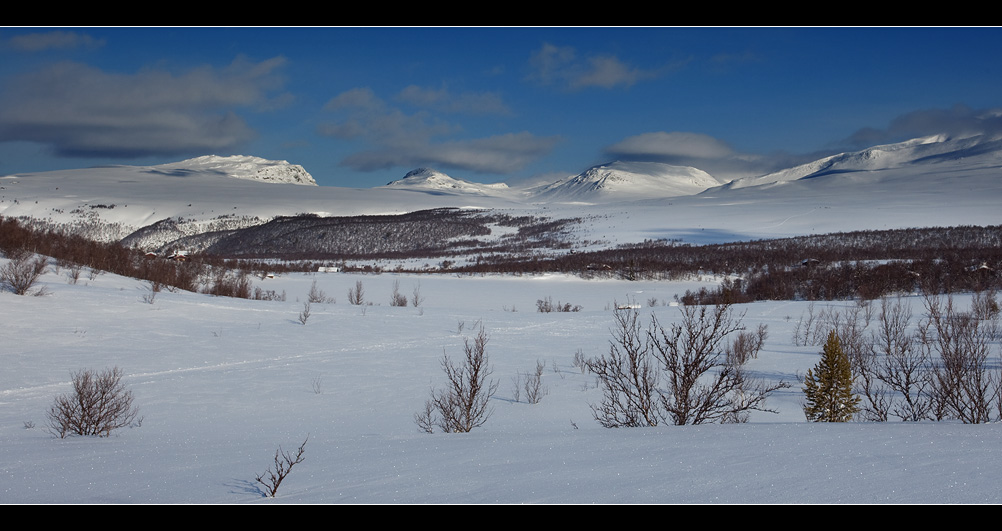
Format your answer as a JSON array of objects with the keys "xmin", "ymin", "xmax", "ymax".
[
  {"xmin": 3, "ymin": 265, "xmax": 1001, "ymax": 503},
  {"xmin": 3, "ymin": 132, "xmax": 1002, "ymax": 503}
]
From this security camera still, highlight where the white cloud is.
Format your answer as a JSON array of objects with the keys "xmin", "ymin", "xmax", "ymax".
[
  {"xmin": 6, "ymin": 30, "xmax": 105, "ymax": 52},
  {"xmin": 526, "ymin": 42, "xmax": 663, "ymax": 91},
  {"xmin": 320, "ymin": 88, "xmax": 557, "ymax": 175},
  {"xmin": 603, "ymin": 131, "xmax": 789, "ymax": 181},
  {"xmin": 0, "ymin": 57, "xmax": 289, "ymax": 158},
  {"xmin": 395, "ymin": 85, "xmax": 510, "ymax": 115},
  {"xmin": 606, "ymin": 132, "xmax": 738, "ymax": 160},
  {"xmin": 844, "ymin": 105, "xmax": 1002, "ymax": 147}
]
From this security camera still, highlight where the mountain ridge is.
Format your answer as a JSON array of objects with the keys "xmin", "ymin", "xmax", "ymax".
[{"xmin": 2, "ymin": 132, "xmax": 1001, "ymax": 254}]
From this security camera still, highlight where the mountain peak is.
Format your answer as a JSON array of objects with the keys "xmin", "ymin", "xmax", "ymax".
[
  {"xmin": 535, "ymin": 160, "xmax": 722, "ymax": 202},
  {"xmin": 385, "ymin": 168, "xmax": 510, "ymax": 194},
  {"xmin": 153, "ymin": 155, "xmax": 318, "ymax": 186}
]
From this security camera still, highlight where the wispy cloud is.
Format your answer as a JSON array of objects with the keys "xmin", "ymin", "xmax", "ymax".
[
  {"xmin": 526, "ymin": 42, "xmax": 666, "ymax": 90},
  {"xmin": 843, "ymin": 105, "xmax": 1002, "ymax": 148},
  {"xmin": 5, "ymin": 30, "xmax": 105, "ymax": 52},
  {"xmin": 395, "ymin": 85, "xmax": 510, "ymax": 115},
  {"xmin": 319, "ymin": 87, "xmax": 557, "ymax": 174},
  {"xmin": 604, "ymin": 131, "xmax": 790, "ymax": 181},
  {"xmin": 0, "ymin": 56, "xmax": 289, "ymax": 158}
]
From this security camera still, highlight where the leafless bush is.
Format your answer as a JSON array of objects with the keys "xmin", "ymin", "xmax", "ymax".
[
  {"xmin": 870, "ymin": 296, "xmax": 932, "ymax": 421},
  {"xmin": 140, "ymin": 280, "xmax": 161, "ymax": 304},
  {"xmin": 47, "ymin": 367, "xmax": 140, "ymax": 438},
  {"xmin": 536, "ymin": 296, "xmax": 581, "ymax": 312},
  {"xmin": 1, "ymin": 252, "xmax": 47, "ymax": 295},
  {"xmin": 572, "ymin": 349, "xmax": 588, "ymax": 373},
  {"xmin": 586, "ymin": 308, "xmax": 661, "ymax": 427},
  {"xmin": 522, "ymin": 360, "xmax": 547, "ymax": 404},
  {"xmin": 411, "ymin": 281, "xmax": 424, "ymax": 307},
  {"xmin": 416, "ymin": 325, "xmax": 498, "ymax": 433},
  {"xmin": 203, "ymin": 269, "xmax": 252, "ymax": 299},
  {"xmin": 726, "ymin": 323, "xmax": 768, "ymax": 366},
  {"xmin": 390, "ymin": 279, "xmax": 408, "ymax": 307},
  {"xmin": 589, "ymin": 304, "xmax": 789, "ymax": 427},
  {"xmin": 512, "ymin": 360, "xmax": 548, "ymax": 404},
  {"xmin": 347, "ymin": 280, "xmax": 364, "ymax": 305},
  {"xmin": 67, "ymin": 265, "xmax": 82, "ymax": 284},
  {"xmin": 298, "ymin": 301, "xmax": 312, "ymax": 325},
  {"xmin": 307, "ymin": 279, "xmax": 334, "ymax": 304},
  {"xmin": 923, "ymin": 294, "xmax": 1000, "ymax": 423},
  {"xmin": 255, "ymin": 435, "xmax": 308, "ymax": 498}
]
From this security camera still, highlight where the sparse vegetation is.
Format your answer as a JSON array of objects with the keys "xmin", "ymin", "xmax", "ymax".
[
  {"xmin": 347, "ymin": 280, "xmax": 364, "ymax": 305},
  {"xmin": 298, "ymin": 301, "xmax": 312, "ymax": 325},
  {"xmin": 416, "ymin": 325, "xmax": 498, "ymax": 433},
  {"xmin": 587, "ymin": 304, "xmax": 789, "ymax": 427},
  {"xmin": 307, "ymin": 279, "xmax": 333, "ymax": 304},
  {"xmin": 1, "ymin": 250, "xmax": 47, "ymax": 295},
  {"xmin": 536, "ymin": 296, "xmax": 582, "ymax": 313},
  {"xmin": 390, "ymin": 279, "xmax": 408, "ymax": 306},
  {"xmin": 47, "ymin": 367, "xmax": 140, "ymax": 438},
  {"xmin": 255, "ymin": 436, "xmax": 308, "ymax": 498}
]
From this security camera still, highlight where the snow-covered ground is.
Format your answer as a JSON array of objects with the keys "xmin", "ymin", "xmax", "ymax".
[
  {"xmin": 3, "ymin": 133, "xmax": 1002, "ymax": 503},
  {"xmin": 2, "ymin": 264, "xmax": 1001, "ymax": 503}
]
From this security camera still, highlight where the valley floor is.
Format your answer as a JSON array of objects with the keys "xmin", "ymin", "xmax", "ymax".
[{"xmin": 2, "ymin": 265, "xmax": 1001, "ymax": 503}]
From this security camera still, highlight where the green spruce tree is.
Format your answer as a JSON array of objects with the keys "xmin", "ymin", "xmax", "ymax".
[{"xmin": 803, "ymin": 330, "xmax": 861, "ymax": 422}]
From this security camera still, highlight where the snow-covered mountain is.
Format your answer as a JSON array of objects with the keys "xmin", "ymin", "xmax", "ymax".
[
  {"xmin": 532, "ymin": 161, "xmax": 722, "ymax": 202},
  {"xmin": 721, "ymin": 133, "xmax": 1002, "ymax": 190},
  {"xmin": 150, "ymin": 155, "xmax": 318, "ymax": 186},
  {"xmin": 383, "ymin": 167, "xmax": 511, "ymax": 196},
  {"xmin": 2, "ymin": 132, "xmax": 1001, "ymax": 252}
]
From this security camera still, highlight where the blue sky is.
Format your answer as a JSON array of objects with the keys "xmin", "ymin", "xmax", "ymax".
[{"xmin": 1, "ymin": 27, "xmax": 1000, "ymax": 188}]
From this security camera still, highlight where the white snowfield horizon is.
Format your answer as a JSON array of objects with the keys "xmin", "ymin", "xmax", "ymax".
[
  {"xmin": 2, "ymin": 131, "xmax": 1002, "ymax": 503},
  {"xmin": 1, "ymin": 131, "xmax": 1000, "ymax": 249}
]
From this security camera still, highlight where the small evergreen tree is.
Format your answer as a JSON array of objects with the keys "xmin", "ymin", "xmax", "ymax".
[{"xmin": 803, "ymin": 331, "xmax": 861, "ymax": 422}]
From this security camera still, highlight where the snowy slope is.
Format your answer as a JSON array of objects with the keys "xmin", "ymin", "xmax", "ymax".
[
  {"xmin": 2, "ymin": 265, "xmax": 1001, "ymax": 503},
  {"xmin": 1, "ymin": 132, "xmax": 1000, "ymax": 252},
  {"xmin": 150, "ymin": 155, "xmax": 319, "ymax": 186},
  {"xmin": 3, "ymin": 134, "xmax": 1002, "ymax": 503},
  {"xmin": 721, "ymin": 133, "xmax": 1000, "ymax": 189},
  {"xmin": 532, "ymin": 161, "xmax": 722, "ymax": 203},
  {"xmin": 383, "ymin": 167, "xmax": 512, "ymax": 196}
]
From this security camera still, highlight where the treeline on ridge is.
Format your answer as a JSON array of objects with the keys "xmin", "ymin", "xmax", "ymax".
[
  {"xmin": 450, "ymin": 225, "xmax": 1002, "ymax": 302},
  {"xmin": 3, "ymin": 212, "xmax": 1000, "ymax": 303}
]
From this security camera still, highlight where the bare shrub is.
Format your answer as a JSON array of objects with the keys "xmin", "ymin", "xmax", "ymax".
[
  {"xmin": 726, "ymin": 323, "xmax": 768, "ymax": 366},
  {"xmin": 586, "ymin": 308, "xmax": 661, "ymax": 427},
  {"xmin": 522, "ymin": 360, "xmax": 548, "ymax": 404},
  {"xmin": 512, "ymin": 360, "xmax": 548, "ymax": 404},
  {"xmin": 572, "ymin": 349, "xmax": 588, "ymax": 373},
  {"xmin": 922, "ymin": 294, "xmax": 1000, "ymax": 423},
  {"xmin": 390, "ymin": 279, "xmax": 408, "ymax": 307},
  {"xmin": 589, "ymin": 304, "xmax": 789, "ymax": 427},
  {"xmin": 203, "ymin": 269, "xmax": 252, "ymax": 299},
  {"xmin": 416, "ymin": 325, "xmax": 498, "ymax": 433},
  {"xmin": 298, "ymin": 301, "xmax": 312, "ymax": 325},
  {"xmin": 307, "ymin": 279, "xmax": 334, "ymax": 304},
  {"xmin": 2, "ymin": 252, "xmax": 47, "ymax": 295},
  {"xmin": 140, "ymin": 280, "xmax": 161, "ymax": 304},
  {"xmin": 347, "ymin": 280, "xmax": 364, "ymax": 305},
  {"xmin": 67, "ymin": 265, "xmax": 82, "ymax": 284},
  {"xmin": 47, "ymin": 367, "xmax": 140, "ymax": 438},
  {"xmin": 871, "ymin": 295, "xmax": 933, "ymax": 421},
  {"xmin": 411, "ymin": 281, "xmax": 424, "ymax": 307},
  {"xmin": 255, "ymin": 435, "xmax": 308, "ymax": 498},
  {"xmin": 536, "ymin": 296, "xmax": 581, "ymax": 313}
]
